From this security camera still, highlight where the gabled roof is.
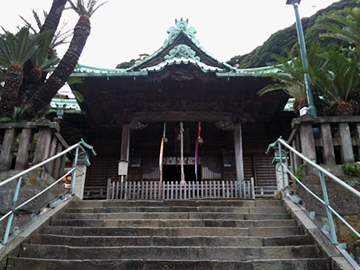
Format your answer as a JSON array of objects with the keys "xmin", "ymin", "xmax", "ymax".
[{"xmin": 71, "ymin": 19, "xmax": 281, "ymax": 78}]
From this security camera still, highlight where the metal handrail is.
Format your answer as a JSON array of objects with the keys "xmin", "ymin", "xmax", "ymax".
[
  {"xmin": 0, "ymin": 139, "xmax": 95, "ymax": 245},
  {"xmin": 274, "ymin": 137, "xmax": 360, "ymax": 245}
]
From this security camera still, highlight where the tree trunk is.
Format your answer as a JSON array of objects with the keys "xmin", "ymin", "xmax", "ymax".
[
  {"xmin": 0, "ymin": 64, "xmax": 23, "ymax": 117},
  {"xmin": 20, "ymin": 16, "xmax": 91, "ymax": 121},
  {"xmin": 40, "ymin": 0, "xmax": 67, "ymax": 35}
]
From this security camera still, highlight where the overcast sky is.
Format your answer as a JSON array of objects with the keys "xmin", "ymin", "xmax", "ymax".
[{"xmin": 1, "ymin": 0, "xmax": 340, "ymax": 69}]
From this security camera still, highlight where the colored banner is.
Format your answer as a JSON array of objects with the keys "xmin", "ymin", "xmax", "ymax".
[{"xmin": 159, "ymin": 123, "xmax": 166, "ymax": 184}]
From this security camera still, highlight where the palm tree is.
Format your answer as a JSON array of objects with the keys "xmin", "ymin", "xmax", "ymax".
[
  {"xmin": 20, "ymin": 9, "xmax": 71, "ymax": 58},
  {"xmin": 309, "ymin": 46, "xmax": 360, "ymax": 115},
  {"xmin": 20, "ymin": 0, "xmax": 106, "ymax": 120},
  {"xmin": 316, "ymin": 7, "xmax": 360, "ymax": 47},
  {"xmin": 0, "ymin": 28, "xmax": 49, "ymax": 117},
  {"xmin": 258, "ymin": 43, "xmax": 324, "ymax": 115}
]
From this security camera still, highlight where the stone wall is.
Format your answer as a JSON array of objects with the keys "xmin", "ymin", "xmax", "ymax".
[
  {"xmin": 0, "ymin": 169, "xmax": 67, "ymax": 241},
  {"xmin": 293, "ymin": 175, "xmax": 360, "ymax": 243}
]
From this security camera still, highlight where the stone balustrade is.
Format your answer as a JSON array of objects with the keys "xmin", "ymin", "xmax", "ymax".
[{"xmin": 0, "ymin": 119, "xmax": 68, "ymax": 180}]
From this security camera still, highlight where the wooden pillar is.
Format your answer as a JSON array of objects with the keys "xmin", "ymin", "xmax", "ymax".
[
  {"xmin": 339, "ymin": 123, "xmax": 354, "ymax": 164},
  {"xmin": 119, "ymin": 124, "xmax": 130, "ymax": 180},
  {"xmin": 234, "ymin": 123, "xmax": 244, "ymax": 180},
  {"xmin": 15, "ymin": 128, "xmax": 33, "ymax": 170},
  {"xmin": 320, "ymin": 123, "xmax": 336, "ymax": 165},
  {"xmin": 0, "ymin": 128, "xmax": 17, "ymax": 170}
]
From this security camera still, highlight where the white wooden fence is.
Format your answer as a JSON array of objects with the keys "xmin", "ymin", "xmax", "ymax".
[
  {"xmin": 107, "ymin": 179, "xmax": 256, "ymax": 200},
  {"xmin": 254, "ymin": 186, "xmax": 277, "ymax": 198}
]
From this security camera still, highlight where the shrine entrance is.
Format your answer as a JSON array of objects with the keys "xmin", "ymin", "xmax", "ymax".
[{"xmin": 163, "ymin": 163, "xmax": 201, "ymax": 182}]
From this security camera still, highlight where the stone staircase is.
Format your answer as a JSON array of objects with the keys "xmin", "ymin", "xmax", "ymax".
[{"xmin": 6, "ymin": 199, "xmax": 332, "ymax": 269}]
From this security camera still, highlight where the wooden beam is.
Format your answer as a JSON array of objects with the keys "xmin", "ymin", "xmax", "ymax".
[{"xmin": 131, "ymin": 111, "xmax": 233, "ymax": 122}]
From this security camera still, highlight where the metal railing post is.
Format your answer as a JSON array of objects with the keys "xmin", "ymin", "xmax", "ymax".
[
  {"xmin": 319, "ymin": 171, "xmax": 338, "ymax": 244},
  {"xmin": 3, "ymin": 177, "xmax": 22, "ymax": 244},
  {"xmin": 278, "ymin": 141, "xmax": 285, "ymax": 190},
  {"xmin": 70, "ymin": 146, "xmax": 80, "ymax": 196}
]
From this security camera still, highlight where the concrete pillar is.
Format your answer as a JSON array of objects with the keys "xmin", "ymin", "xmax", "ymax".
[
  {"xmin": 73, "ymin": 164, "xmax": 88, "ymax": 200},
  {"xmin": 234, "ymin": 123, "xmax": 244, "ymax": 180},
  {"xmin": 275, "ymin": 162, "xmax": 289, "ymax": 191},
  {"xmin": 119, "ymin": 124, "xmax": 130, "ymax": 180}
]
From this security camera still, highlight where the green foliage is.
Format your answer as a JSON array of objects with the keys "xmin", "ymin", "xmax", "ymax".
[
  {"xmin": 316, "ymin": 7, "xmax": 360, "ymax": 47},
  {"xmin": 31, "ymin": 30, "xmax": 61, "ymax": 70},
  {"xmin": 294, "ymin": 164, "xmax": 305, "ymax": 182},
  {"xmin": 227, "ymin": 0, "xmax": 359, "ymax": 68},
  {"xmin": 116, "ymin": 59, "xmax": 136, "ymax": 69},
  {"xmin": 20, "ymin": 10, "xmax": 71, "ymax": 54},
  {"xmin": 342, "ymin": 163, "xmax": 360, "ymax": 177},
  {"xmin": 67, "ymin": 77, "xmax": 83, "ymax": 85},
  {"xmin": 67, "ymin": 0, "xmax": 107, "ymax": 18},
  {"xmin": 0, "ymin": 27, "xmax": 45, "ymax": 67},
  {"xmin": 309, "ymin": 46, "xmax": 360, "ymax": 105},
  {"xmin": 116, "ymin": 53, "xmax": 150, "ymax": 69},
  {"xmin": 72, "ymin": 90, "xmax": 84, "ymax": 102},
  {"xmin": 0, "ymin": 107, "xmax": 27, "ymax": 122},
  {"xmin": 258, "ymin": 43, "xmax": 323, "ymax": 99}
]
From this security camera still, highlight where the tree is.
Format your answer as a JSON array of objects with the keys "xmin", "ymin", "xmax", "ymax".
[
  {"xmin": 116, "ymin": 53, "xmax": 149, "ymax": 69},
  {"xmin": 227, "ymin": 0, "xmax": 359, "ymax": 69},
  {"xmin": 0, "ymin": 0, "xmax": 106, "ymax": 120},
  {"xmin": 315, "ymin": 7, "xmax": 360, "ymax": 47},
  {"xmin": 258, "ymin": 43, "xmax": 325, "ymax": 115}
]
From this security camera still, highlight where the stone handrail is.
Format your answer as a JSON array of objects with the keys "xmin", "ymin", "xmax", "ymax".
[
  {"xmin": 0, "ymin": 119, "xmax": 67, "ymax": 180},
  {"xmin": 287, "ymin": 115, "xmax": 360, "ymax": 175}
]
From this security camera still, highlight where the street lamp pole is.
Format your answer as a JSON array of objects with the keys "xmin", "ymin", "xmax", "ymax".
[{"xmin": 286, "ymin": 0, "xmax": 317, "ymax": 116}]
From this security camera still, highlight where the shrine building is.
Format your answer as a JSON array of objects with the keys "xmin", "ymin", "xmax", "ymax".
[{"xmin": 64, "ymin": 19, "xmax": 293, "ymax": 198}]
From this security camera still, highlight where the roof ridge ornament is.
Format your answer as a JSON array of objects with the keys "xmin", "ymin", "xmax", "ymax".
[
  {"xmin": 164, "ymin": 18, "xmax": 199, "ymax": 47},
  {"xmin": 164, "ymin": 44, "xmax": 200, "ymax": 61}
]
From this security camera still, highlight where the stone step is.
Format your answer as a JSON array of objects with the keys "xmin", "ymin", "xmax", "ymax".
[
  {"xmin": 50, "ymin": 218, "xmax": 297, "ymax": 228},
  {"xmin": 70, "ymin": 199, "xmax": 283, "ymax": 208},
  {"xmin": 31, "ymin": 234, "xmax": 314, "ymax": 247},
  {"xmin": 59, "ymin": 212, "xmax": 291, "ymax": 220},
  {"xmin": 19, "ymin": 244, "xmax": 325, "ymax": 260},
  {"xmin": 65, "ymin": 206, "xmax": 288, "ymax": 214},
  {"xmin": 6, "ymin": 257, "xmax": 331, "ymax": 270},
  {"xmin": 41, "ymin": 225, "xmax": 302, "ymax": 237}
]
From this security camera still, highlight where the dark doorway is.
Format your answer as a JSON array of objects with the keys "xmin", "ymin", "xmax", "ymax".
[{"xmin": 163, "ymin": 165, "xmax": 202, "ymax": 182}]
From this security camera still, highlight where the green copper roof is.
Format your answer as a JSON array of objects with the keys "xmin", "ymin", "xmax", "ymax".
[{"xmin": 70, "ymin": 19, "xmax": 281, "ymax": 78}]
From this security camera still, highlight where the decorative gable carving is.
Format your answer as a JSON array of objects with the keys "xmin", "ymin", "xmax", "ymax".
[
  {"xmin": 164, "ymin": 44, "xmax": 200, "ymax": 61},
  {"xmin": 164, "ymin": 18, "xmax": 199, "ymax": 47}
]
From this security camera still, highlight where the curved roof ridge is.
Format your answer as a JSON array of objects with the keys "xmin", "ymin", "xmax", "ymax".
[{"xmin": 128, "ymin": 19, "xmax": 236, "ymax": 72}]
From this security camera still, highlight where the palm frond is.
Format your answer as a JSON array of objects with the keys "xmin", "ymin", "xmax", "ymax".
[
  {"xmin": 31, "ymin": 30, "xmax": 59, "ymax": 70},
  {"xmin": 67, "ymin": 0, "xmax": 107, "ymax": 17},
  {"xmin": 19, "ymin": 15, "xmax": 37, "ymax": 33},
  {"xmin": 317, "ymin": 8, "xmax": 360, "ymax": 46},
  {"xmin": 33, "ymin": 10, "xmax": 43, "ymax": 30},
  {"xmin": 0, "ymin": 27, "xmax": 45, "ymax": 67}
]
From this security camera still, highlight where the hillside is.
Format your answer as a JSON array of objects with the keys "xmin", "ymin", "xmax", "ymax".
[{"xmin": 227, "ymin": 0, "xmax": 359, "ymax": 68}]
